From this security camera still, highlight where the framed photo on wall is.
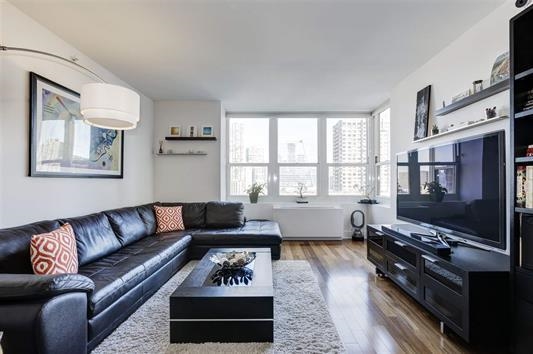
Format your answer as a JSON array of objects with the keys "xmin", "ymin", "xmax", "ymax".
[
  {"xmin": 29, "ymin": 72, "xmax": 124, "ymax": 178},
  {"xmin": 169, "ymin": 126, "xmax": 181, "ymax": 136},
  {"xmin": 413, "ymin": 85, "xmax": 431, "ymax": 141}
]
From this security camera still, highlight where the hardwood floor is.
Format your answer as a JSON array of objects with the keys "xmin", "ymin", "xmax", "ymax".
[{"xmin": 280, "ymin": 240, "xmax": 490, "ymax": 354}]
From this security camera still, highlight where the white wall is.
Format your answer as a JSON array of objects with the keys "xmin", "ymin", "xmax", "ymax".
[
  {"xmin": 0, "ymin": 0, "xmax": 155, "ymax": 227},
  {"xmin": 376, "ymin": 1, "xmax": 526, "ymax": 253},
  {"xmin": 154, "ymin": 100, "xmax": 222, "ymax": 201}
]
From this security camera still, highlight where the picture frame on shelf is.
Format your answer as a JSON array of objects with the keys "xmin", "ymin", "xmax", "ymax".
[
  {"xmin": 187, "ymin": 125, "xmax": 197, "ymax": 137},
  {"xmin": 169, "ymin": 126, "xmax": 181, "ymax": 136},
  {"xmin": 29, "ymin": 72, "xmax": 124, "ymax": 178},
  {"xmin": 413, "ymin": 85, "xmax": 431, "ymax": 141},
  {"xmin": 200, "ymin": 125, "xmax": 214, "ymax": 137},
  {"xmin": 490, "ymin": 52, "xmax": 510, "ymax": 85}
]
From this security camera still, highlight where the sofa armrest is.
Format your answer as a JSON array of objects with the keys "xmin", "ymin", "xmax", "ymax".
[{"xmin": 0, "ymin": 273, "xmax": 94, "ymax": 300}]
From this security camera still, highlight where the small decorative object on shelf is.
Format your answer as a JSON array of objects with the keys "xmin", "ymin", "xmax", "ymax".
[
  {"xmin": 209, "ymin": 251, "xmax": 256, "ymax": 269},
  {"xmin": 246, "ymin": 182, "xmax": 265, "ymax": 204},
  {"xmin": 473, "ymin": 80, "xmax": 483, "ymax": 93},
  {"xmin": 158, "ymin": 140, "xmax": 164, "ymax": 154},
  {"xmin": 527, "ymin": 145, "xmax": 533, "ymax": 157},
  {"xmin": 432, "ymin": 124, "xmax": 439, "ymax": 135},
  {"xmin": 526, "ymin": 166, "xmax": 533, "ymax": 209},
  {"xmin": 485, "ymin": 107, "xmax": 497, "ymax": 118},
  {"xmin": 517, "ymin": 166, "xmax": 527, "ymax": 208},
  {"xmin": 452, "ymin": 89, "xmax": 471, "ymax": 103},
  {"xmin": 187, "ymin": 125, "xmax": 197, "ymax": 137},
  {"xmin": 296, "ymin": 182, "xmax": 309, "ymax": 203},
  {"xmin": 424, "ymin": 181, "xmax": 447, "ymax": 202}
]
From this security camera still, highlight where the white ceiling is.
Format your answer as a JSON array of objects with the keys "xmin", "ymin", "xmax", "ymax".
[{"xmin": 9, "ymin": 0, "xmax": 505, "ymax": 112}]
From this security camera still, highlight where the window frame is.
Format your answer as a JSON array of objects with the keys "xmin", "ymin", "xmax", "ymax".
[
  {"xmin": 373, "ymin": 106, "xmax": 391, "ymax": 201},
  {"xmin": 226, "ymin": 112, "xmax": 372, "ymax": 202}
]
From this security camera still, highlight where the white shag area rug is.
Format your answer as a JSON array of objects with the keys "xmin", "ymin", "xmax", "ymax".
[{"xmin": 93, "ymin": 260, "xmax": 345, "ymax": 354}]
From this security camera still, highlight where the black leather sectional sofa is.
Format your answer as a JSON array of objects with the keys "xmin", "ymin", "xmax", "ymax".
[{"xmin": 0, "ymin": 201, "xmax": 282, "ymax": 354}]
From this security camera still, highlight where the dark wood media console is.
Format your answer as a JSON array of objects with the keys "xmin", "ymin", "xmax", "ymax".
[{"xmin": 367, "ymin": 224, "xmax": 510, "ymax": 345}]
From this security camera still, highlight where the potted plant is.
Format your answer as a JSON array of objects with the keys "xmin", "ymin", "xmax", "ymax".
[
  {"xmin": 296, "ymin": 182, "xmax": 309, "ymax": 204},
  {"xmin": 246, "ymin": 182, "xmax": 265, "ymax": 204},
  {"xmin": 424, "ymin": 181, "xmax": 447, "ymax": 202},
  {"xmin": 432, "ymin": 124, "xmax": 439, "ymax": 135},
  {"xmin": 355, "ymin": 184, "xmax": 378, "ymax": 204}
]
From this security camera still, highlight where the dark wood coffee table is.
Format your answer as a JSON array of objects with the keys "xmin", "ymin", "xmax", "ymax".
[{"xmin": 169, "ymin": 248, "xmax": 273, "ymax": 343}]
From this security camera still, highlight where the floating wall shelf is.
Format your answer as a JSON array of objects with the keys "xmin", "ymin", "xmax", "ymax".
[
  {"xmin": 435, "ymin": 80, "xmax": 510, "ymax": 116},
  {"xmin": 165, "ymin": 137, "xmax": 217, "ymax": 141},
  {"xmin": 155, "ymin": 152, "xmax": 208, "ymax": 156},
  {"xmin": 413, "ymin": 115, "xmax": 508, "ymax": 143}
]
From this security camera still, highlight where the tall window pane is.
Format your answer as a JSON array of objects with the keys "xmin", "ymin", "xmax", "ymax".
[
  {"xmin": 279, "ymin": 166, "xmax": 317, "ymax": 196},
  {"xmin": 229, "ymin": 118, "xmax": 269, "ymax": 163},
  {"xmin": 328, "ymin": 166, "xmax": 366, "ymax": 195},
  {"xmin": 278, "ymin": 118, "xmax": 317, "ymax": 163},
  {"xmin": 377, "ymin": 165, "xmax": 390, "ymax": 197},
  {"xmin": 378, "ymin": 108, "xmax": 390, "ymax": 162},
  {"xmin": 327, "ymin": 118, "xmax": 367, "ymax": 163},
  {"xmin": 230, "ymin": 166, "xmax": 268, "ymax": 196}
]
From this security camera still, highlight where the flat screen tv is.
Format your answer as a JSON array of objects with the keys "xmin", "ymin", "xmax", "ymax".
[{"xmin": 396, "ymin": 130, "xmax": 506, "ymax": 250}]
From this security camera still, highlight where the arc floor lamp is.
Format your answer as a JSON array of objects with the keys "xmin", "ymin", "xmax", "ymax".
[{"xmin": 1, "ymin": 45, "xmax": 140, "ymax": 130}]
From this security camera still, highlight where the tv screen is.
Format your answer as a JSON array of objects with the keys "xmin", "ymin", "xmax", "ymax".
[{"xmin": 396, "ymin": 131, "xmax": 505, "ymax": 250}]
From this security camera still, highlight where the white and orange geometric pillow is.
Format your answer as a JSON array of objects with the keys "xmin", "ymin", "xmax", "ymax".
[
  {"xmin": 154, "ymin": 205, "xmax": 185, "ymax": 233},
  {"xmin": 30, "ymin": 223, "xmax": 79, "ymax": 275}
]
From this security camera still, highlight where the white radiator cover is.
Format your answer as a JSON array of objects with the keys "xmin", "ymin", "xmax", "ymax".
[{"xmin": 272, "ymin": 205, "xmax": 344, "ymax": 240}]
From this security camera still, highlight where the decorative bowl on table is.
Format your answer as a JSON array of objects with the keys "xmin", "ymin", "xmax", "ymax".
[{"xmin": 209, "ymin": 251, "xmax": 256, "ymax": 269}]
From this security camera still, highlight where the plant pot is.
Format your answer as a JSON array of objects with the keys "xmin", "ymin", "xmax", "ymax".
[
  {"xmin": 429, "ymin": 191, "xmax": 445, "ymax": 202},
  {"xmin": 249, "ymin": 193, "xmax": 259, "ymax": 204}
]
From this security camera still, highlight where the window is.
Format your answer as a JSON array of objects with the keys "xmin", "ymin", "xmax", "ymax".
[
  {"xmin": 327, "ymin": 118, "xmax": 367, "ymax": 195},
  {"xmin": 375, "ymin": 108, "xmax": 391, "ymax": 197},
  {"xmin": 228, "ymin": 118, "xmax": 269, "ymax": 195},
  {"xmin": 226, "ymin": 114, "xmax": 372, "ymax": 200},
  {"xmin": 278, "ymin": 118, "xmax": 318, "ymax": 196}
]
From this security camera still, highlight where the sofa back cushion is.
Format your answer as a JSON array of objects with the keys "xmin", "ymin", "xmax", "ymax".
[
  {"xmin": 136, "ymin": 203, "xmax": 158, "ymax": 235},
  {"xmin": 61, "ymin": 213, "xmax": 121, "ymax": 266},
  {"xmin": 0, "ymin": 220, "xmax": 61, "ymax": 274},
  {"xmin": 161, "ymin": 202, "xmax": 206, "ymax": 228},
  {"xmin": 205, "ymin": 201, "xmax": 245, "ymax": 228},
  {"xmin": 104, "ymin": 207, "xmax": 148, "ymax": 246}
]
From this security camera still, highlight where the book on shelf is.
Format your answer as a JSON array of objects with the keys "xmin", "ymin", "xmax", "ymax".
[
  {"xmin": 517, "ymin": 166, "xmax": 527, "ymax": 208},
  {"xmin": 527, "ymin": 166, "xmax": 533, "ymax": 209}
]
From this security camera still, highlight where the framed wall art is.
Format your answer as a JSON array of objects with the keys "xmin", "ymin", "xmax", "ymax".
[
  {"xmin": 29, "ymin": 72, "xmax": 124, "ymax": 178},
  {"xmin": 413, "ymin": 85, "xmax": 431, "ymax": 141}
]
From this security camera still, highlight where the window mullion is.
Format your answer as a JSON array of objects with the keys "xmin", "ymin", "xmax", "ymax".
[{"xmin": 270, "ymin": 117, "xmax": 278, "ymax": 198}]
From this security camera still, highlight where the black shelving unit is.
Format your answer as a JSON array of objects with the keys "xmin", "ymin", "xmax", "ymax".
[
  {"xmin": 435, "ymin": 79, "xmax": 509, "ymax": 116},
  {"xmin": 165, "ymin": 136, "xmax": 217, "ymax": 141},
  {"xmin": 511, "ymin": 5, "xmax": 533, "ymax": 354}
]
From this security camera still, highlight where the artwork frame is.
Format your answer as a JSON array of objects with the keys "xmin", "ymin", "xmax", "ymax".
[
  {"xmin": 490, "ymin": 52, "xmax": 510, "ymax": 85},
  {"xmin": 413, "ymin": 85, "xmax": 431, "ymax": 141},
  {"xmin": 200, "ymin": 125, "xmax": 214, "ymax": 137},
  {"xmin": 29, "ymin": 72, "xmax": 124, "ymax": 178},
  {"xmin": 169, "ymin": 126, "xmax": 181, "ymax": 136}
]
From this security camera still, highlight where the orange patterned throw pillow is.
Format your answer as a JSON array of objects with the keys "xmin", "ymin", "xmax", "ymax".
[
  {"xmin": 154, "ymin": 205, "xmax": 185, "ymax": 233},
  {"xmin": 30, "ymin": 223, "xmax": 79, "ymax": 275}
]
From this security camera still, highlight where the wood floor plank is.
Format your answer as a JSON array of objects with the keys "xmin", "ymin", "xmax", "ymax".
[{"xmin": 281, "ymin": 240, "xmax": 487, "ymax": 354}]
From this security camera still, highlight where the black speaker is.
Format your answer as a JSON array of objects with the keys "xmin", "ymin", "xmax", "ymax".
[
  {"xmin": 521, "ymin": 215, "xmax": 533, "ymax": 270},
  {"xmin": 516, "ymin": 0, "xmax": 529, "ymax": 8}
]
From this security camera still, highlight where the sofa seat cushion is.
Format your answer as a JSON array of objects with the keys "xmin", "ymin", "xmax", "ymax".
[
  {"xmin": 79, "ymin": 233, "xmax": 191, "ymax": 316},
  {"xmin": 191, "ymin": 220, "xmax": 282, "ymax": 246}
]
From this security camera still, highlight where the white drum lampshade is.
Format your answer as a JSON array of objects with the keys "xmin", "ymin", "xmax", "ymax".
[{"xmin": 80, "ymin": 83, "xmax": 140, "ymax": 130}]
